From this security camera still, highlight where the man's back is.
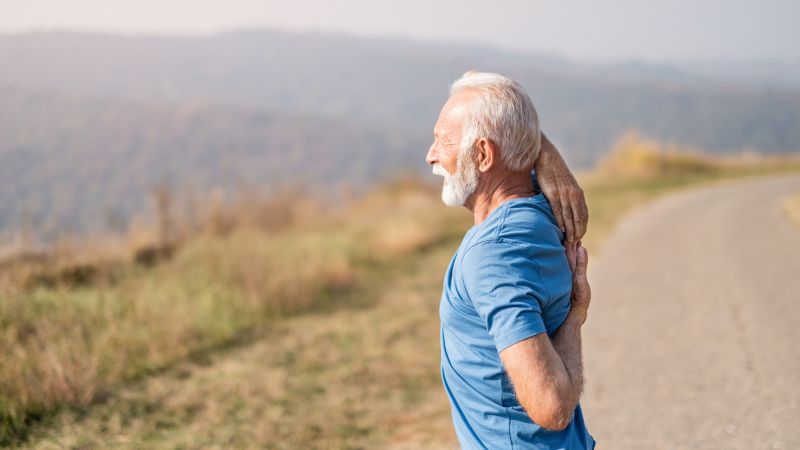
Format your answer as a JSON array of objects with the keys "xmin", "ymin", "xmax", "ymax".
[{"xmin": 439, "ymin": 194, "xmax": 595, "ymax": 449}]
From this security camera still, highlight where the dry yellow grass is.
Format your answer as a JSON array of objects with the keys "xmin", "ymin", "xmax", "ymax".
[
  {"xmin": 21, "ymin": 238, "xmax": 461, "ymax": 450},
  {"xmin": 599, "ymin": 132, "xmax": 720, "ymax": 178},
  {"xmin": 0, "ymin": 180, "xmax": 463, "ymax": 445},
  {"xmin": 350, "ymin": 180, "xmax": 458, "ymax": 256},
  {"xmin": 0, "ymin": 229, "xmax": 361, "ymax": 441},
  {"xmin": 601, "ymin": 133, "xmax": 800, "ymax": 179}
]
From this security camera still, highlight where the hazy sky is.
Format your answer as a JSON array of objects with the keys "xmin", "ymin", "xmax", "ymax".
[{"xmin": 2, "ymin": 0, "xmax": 798, "ymax": 63}]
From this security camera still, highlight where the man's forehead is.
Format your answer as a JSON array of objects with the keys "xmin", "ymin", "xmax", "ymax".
[
  {"xmin": 444, "ymin": 91, "xmax": 475, "ymax": 116},
  {"xmin": 435, "ymin": 92, "xmax": 473, "ymax": 134}
]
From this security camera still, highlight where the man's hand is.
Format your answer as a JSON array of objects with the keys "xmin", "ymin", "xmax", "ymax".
[
  {"xmin": 534, "ymin": 133, "xmax": 589, "ymax": 243},
  {"xmin": 499, "ymin": 241, "xmax": 591, "ymax": 431},
  {"xmin": 565, "ymin": 241, "xmax": 591, "ymax": 325},
  {"xmin": 498, "ymin": 241, "xmax": 591, "ymax": 431}
]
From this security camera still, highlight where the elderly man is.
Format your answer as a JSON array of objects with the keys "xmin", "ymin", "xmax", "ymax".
[{"xmin": 427, "ymin": 72, "xmax": 595, "ymax": 449}]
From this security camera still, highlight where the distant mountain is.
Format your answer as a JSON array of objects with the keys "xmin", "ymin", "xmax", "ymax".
[
  {"xmin": 677, "ymin": 59, "xmax": 800, "ymax": 90},
  {"xmin": 2, "ymin": 30, "xmax": 799, "ymax": 157},
  {"xmin": 0, "ymin": 87, "xmax": 427, "ymax": 235},
  {"xmin": 1, "ymin": 29, "xmax": 799, "ymax": 236}
]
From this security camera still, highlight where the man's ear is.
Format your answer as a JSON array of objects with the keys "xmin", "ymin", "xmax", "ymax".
[{"xmin": 476, "ymin": 138, "xmax": 498, "ymax": 173}]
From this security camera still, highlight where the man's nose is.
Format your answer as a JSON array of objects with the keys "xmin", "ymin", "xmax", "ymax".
[{"xmin": 425, "ymin": 142, "xmax": 437, "ymax": 166}]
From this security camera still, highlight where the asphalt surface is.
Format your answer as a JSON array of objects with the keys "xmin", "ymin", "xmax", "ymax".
[{"xmin": 582, "ymin": 175, "xmax": 800, "ymax": 450}]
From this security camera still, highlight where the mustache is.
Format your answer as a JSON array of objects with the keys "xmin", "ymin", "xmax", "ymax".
[{"xmin": 432, "ymin": 164, "xmax": 449, "ymax": 177}]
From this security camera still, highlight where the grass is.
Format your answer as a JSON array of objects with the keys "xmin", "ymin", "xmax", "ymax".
[
  {"xmin": 0, "ymin": 180, "xmax": 464, "ymax": 446},
  {"xmin": 3, "ymin": 138, "xmax": 800, "ymax": 448},
  {"xmin": 18, "ymin": 237, "xmax": 460, "ymax": 449},
  {"xmin": 0, "ymin": 231, "xmax": 359, "ymax": 444}
]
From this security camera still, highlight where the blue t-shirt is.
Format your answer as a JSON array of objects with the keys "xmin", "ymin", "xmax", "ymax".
[{"xmin": 439, "ymin": 194, "xmax": 595, "ymax": 449}]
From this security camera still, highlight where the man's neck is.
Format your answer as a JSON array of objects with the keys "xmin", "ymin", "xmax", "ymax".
[{"xmin": 466, "ymin": 172, "xmax": 536, "ymax": 225}]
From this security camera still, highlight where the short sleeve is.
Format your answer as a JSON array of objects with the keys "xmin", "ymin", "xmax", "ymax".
[{"xmin": 460, "ymin": 240, "xmax": 549, "ymax": 352}]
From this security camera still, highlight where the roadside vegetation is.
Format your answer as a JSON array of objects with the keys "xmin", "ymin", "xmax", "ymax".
[
  {"xmin": 581, "ymin": 133, "xmax": 800, "ymax": 251},
  {"xmin": 2, "ymin": 135, "xmax": 799, "ymax": 447}
]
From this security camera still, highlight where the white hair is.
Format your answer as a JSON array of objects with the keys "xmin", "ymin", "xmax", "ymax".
[{"xmin": 449, "ymin": 71, "xmax": 542, "ymax": 172}]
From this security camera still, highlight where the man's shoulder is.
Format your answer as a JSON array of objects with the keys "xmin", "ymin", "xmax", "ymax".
[
  {"xmin": 456, "ymin": 196, "xmax": 567, "ymax": 290},
  {"xmin": 468, "ymin": 195, "xmax": 563, "ymax": 250}
]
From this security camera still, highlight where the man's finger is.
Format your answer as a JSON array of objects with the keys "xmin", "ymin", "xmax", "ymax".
[
  {"xmin": 565, "ymin": 241, "xmax": 577, "ymax": 272},
  {"xmin": 569, "ymin": 188, "xmax": 588, "ymax": 240},
  {"xmin": 575, "ymin": 245, "xmax": 588, "ymax": 278},
  {"xmin": 571, "ymin": 197, "xmax": 587, "ymax": 240},
  {"xmin": 581, "ymin": 202, "xmax": 589, "ymax": 224},
  {"xmin": 560, "ymin": 192, "xmax": 575, "ymax": 242},
  {"xmin": 571, "ymin": 244, "xmax": 591, "ymax": 311},
  {"xmin": 549, "ymin": 193, "xmax": 566, "ymax": 234}
]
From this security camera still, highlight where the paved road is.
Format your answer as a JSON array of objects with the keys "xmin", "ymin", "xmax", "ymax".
[{"xmin": 582, "ymin": 175, "xmax": 800, "ymax": 450}]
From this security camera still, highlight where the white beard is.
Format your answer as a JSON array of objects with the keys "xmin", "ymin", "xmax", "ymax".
[{"xmin": 432, "ymin": 152, "xmax": 478, "ymax": 207}]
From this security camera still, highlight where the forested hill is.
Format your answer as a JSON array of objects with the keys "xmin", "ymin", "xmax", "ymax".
[
  {"xmin": 1, "ymin": 29, "xmax": 799, "ymax": 236},
  {"xmin": 0, "ymin": 86, "xmax": 426, "ymax": 235}
]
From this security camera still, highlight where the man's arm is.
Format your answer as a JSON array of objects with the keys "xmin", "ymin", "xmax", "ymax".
[
  {"xmin": 534, "ymin": 133, "xmax": 589, "ymax": 243},
  {"xmin": 499, "ymin": 242, "xmax": 591, "ymax": 431}
]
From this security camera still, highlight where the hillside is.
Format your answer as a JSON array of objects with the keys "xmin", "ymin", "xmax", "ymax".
[{"xmin": 0, "ymin": 87, "xmax": 427, "ymax": 235}]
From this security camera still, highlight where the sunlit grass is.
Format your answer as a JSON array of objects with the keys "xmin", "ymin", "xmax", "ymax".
[
  {"xmin": 0, "ymin": 181, "xmax": 463, "ymax": 445},
  {"xmin": 18, "ymin": 242, "xmax": 461, "ymax": 449},
  {"xmin": 0, "ymin": 230, "xmax": 360, "ymax": 443}
]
